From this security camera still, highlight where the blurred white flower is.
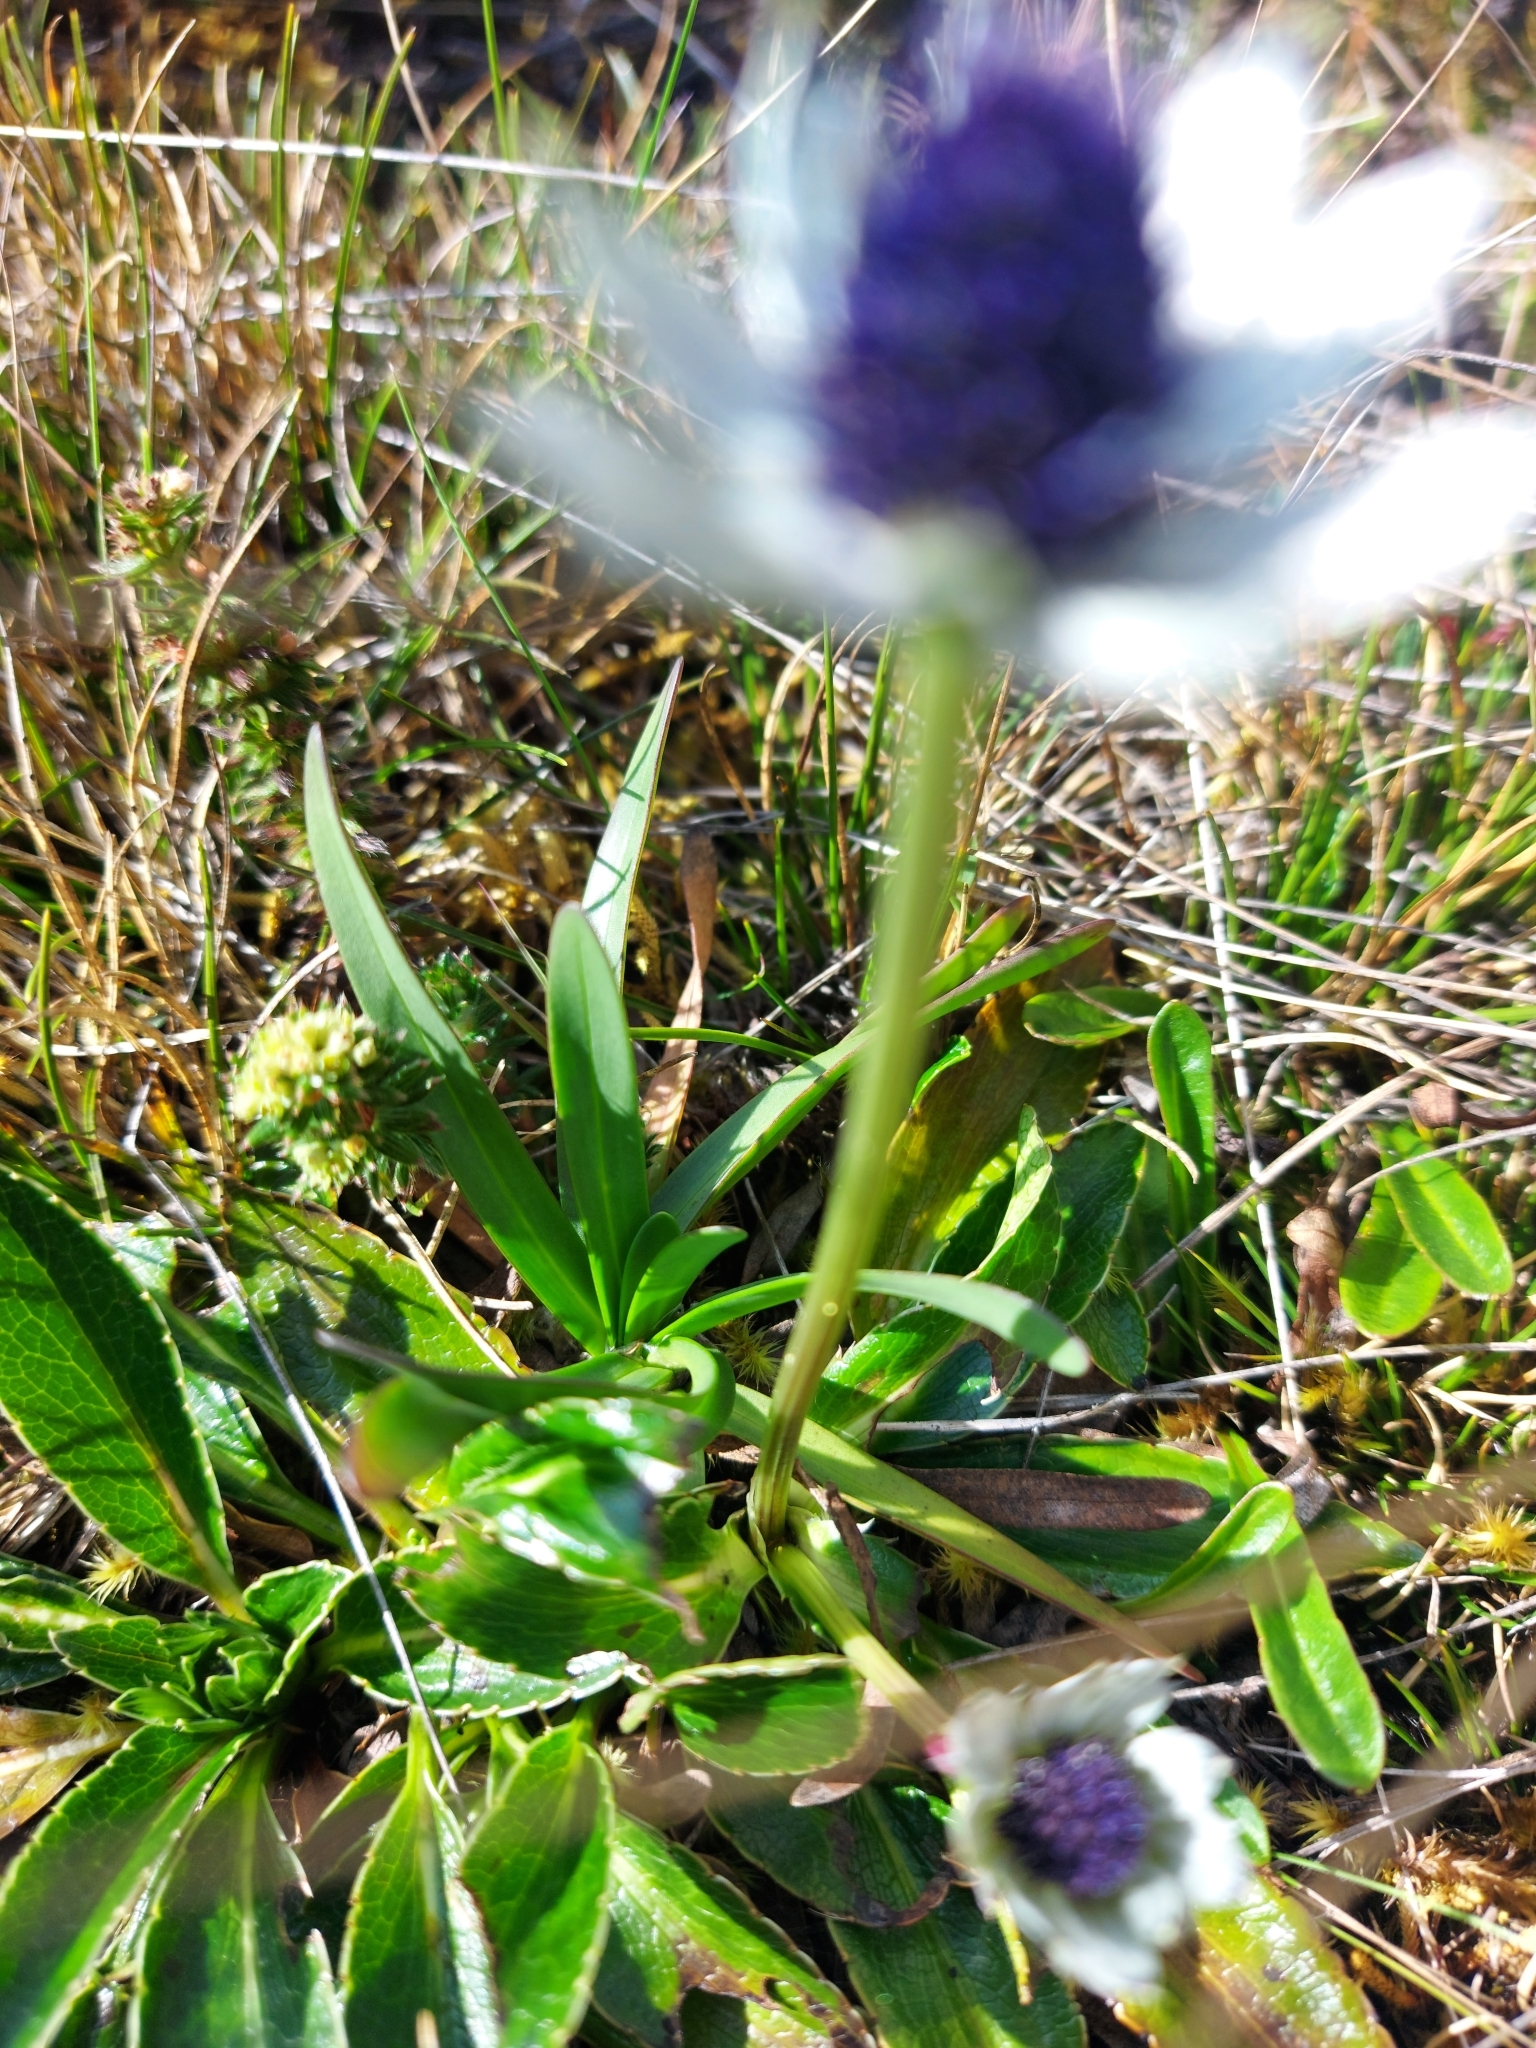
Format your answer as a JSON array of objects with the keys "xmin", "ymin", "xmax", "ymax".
[
  {"xmin": 939, "ymin": 1661, "xmax": 1247, "ymax": 1999},
  {"xmin": 500, "ymin": 12, "xmax": 1536, "ymax": 685}
]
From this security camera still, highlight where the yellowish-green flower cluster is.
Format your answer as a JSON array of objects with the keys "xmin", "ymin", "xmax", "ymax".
[
  {"xmin": 229, "ymin": 1005, "xmax": 378, "ymax": 1125},
  {"xmin": 230, "ymin": 1003, "xmax": 434, "ymax": 1202}
]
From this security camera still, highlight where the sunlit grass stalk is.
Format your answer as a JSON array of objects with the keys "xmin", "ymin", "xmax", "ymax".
[
  {"xmin": 749, "ymin": 621, "xmax": 971, "ymax": 1546},
  {"xmin": 770, "ymin": 1534, "xmax": 946, "ymax": 1741},
  {"xmin": 32, "ymin": 909, "xmax": 90, "ymax": 1184},
  {"xmin": 631, "ymin": 0, "xmax": 701, "ymax": 197}
]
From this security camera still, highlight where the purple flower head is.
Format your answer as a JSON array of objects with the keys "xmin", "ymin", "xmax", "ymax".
[
  {"xmin": 996, "ymin": 1738, "xmax": 1150, "ymax": 1897},
  {"xmin": 815, "ymin": 63, "xmax": 1173, "ymax": 562}
]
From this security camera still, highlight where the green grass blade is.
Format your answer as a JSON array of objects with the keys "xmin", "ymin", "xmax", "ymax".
[
  {"xmin": 582, "ymin": 661, "xmax": 679, "ymax": 980},
  {"xmin": 548, "ymin": 903, "xmax": 653, "ymax": 1339},
  {"xmin": 303, "ymin": 728, "xmax": 604, "ymax": 1350}
]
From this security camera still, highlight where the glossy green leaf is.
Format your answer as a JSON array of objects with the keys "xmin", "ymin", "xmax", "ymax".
[
  {"xmin": 134, "ymin": 1739, "xmax": 343, "ymax": 2048},
  {"xmin": 1022, "ymin": 985, "xmax": 1163, "ymax": 1045},
  {"xmin": 968, "ymin": 1108, "xmax": 1061, "ymax": 1302},
  {"xmin": 1339, "ymin": 1182, "xmax": 1442, "ymax": 1337},
  {"xmin": 0, "ymin": 1723, "xmax": 242, "ymax": 2048},
  {"xmin": 594, "ymin": 1813, "xmax": 860, "ymax": 2048},
  {"xmin": 1124, "ymin": 1877, "xmax": 1391, "ymax": 2048},
  {"xmin": 181, "ymin": 1371, "xmax": 347, "ymax": 1548},
  {"xmin": 0, "ymin": 1554, "xmax": 134, "ymax": 1654},
  {"xmin": 1377, "ymin": 1129, "xmax": 1514, "ymax": 1298},
  {"xmin": 352, "ymin": 1372, "xmax": 504, "ymax": 1495},
  {"xmin": 404, "ymin": 1495, "xmax": 760, "ymax": 1682},
  {"xmin": 1125, "ymin": 1482, "xmax": 1297, "ymax": 1618},
  {"xmin": 713, "ymin": 1775, "xmax": 950, "ymax": 1925},
  {"xmin": 655, "ymin": 1273, "xmax": 811, "ymax": 1342},
  {"xmin": 624, "ymin": 1229, "xmax": 747, "ymax": 1342},
  {"xmin": 548, "ymin": 902, "xmax": 652, "ymax": 1339},
  {"xmin": 1194, "ymin": 1878, "xmax": 1391, "ymax": 2046},
  {"xmin": 51, "ymin": 1615, "xmax": 225, "ymax": 1702},
  {"xmin": 655, "ymin": 928, "xmax": 1110, "ymax": 1232},
  {"xmin": 463, "ymin": 1723, "xmax": 615, "ymax": 2048},
  {"xmin": 857, "ymin": 1272, "xmax": 1087, "ymax": 1376},
  {"xmin": 1047, "ymin": 1122, "xmax": 1144, "ymax": 1323},
  {"xmin": 445, "ymin": 1423, "xmax": 665, "ymax": 1590},
  {"xmin": 298, "ymin": 1744, "xmax": 412, "ymax": 1946},
  {"xmin": 1070, "ymin": 1275, "xmax": 1148, "ymax": 1387},
  {"xmin": 624, "ymin": 1658, "xmax": 865, "ymax": 1778},
  {"xmin": 224, "ymin": 1195, "xmax": 521, "ymax": 1422},
  {"xmin": 304, "ymin": 728, "xmax": 604, "ymax": 1350},
  {"xmin": 0, "ymin": 1172, "xmax": 238, "ymax": 1609},
  {"xmin": 1247, "ymin": 1504, "xmax": 1385, "ymax": 1791},
  {"xmin": 340, "ymin": 1716, "xmax": 499, "ymax": 2048},
  {"xmin": 1147, "ymin": 1001, "xmax": 1216, "ymax": 1224},
  {"xmin": 582, "ymin": 668, "xmax": 678, "ymax": 979},
  {"xmin": 836, "ymin": 1892, "xmax": 1084, "ymax": 2048}
]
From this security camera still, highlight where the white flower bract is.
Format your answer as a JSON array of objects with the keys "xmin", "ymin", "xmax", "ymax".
[
  {"xmin": 498, "ymin": 22, "xmax": 1536, "ymax": 688},
  {"xmin": 940, "ymin": 1661, "xmax": 1249, "ymax": 2000}
]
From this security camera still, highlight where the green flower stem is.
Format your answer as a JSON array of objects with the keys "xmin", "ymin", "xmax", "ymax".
[
  {"xmin": 749, "ymin": 622, "xmax": 975, "ymax": 1547},
  {"xmin": 732, "ymin": 1383, "xmax": 1182, "ymax": 1661},
  {"xmin": 770, "ymin": 1538, "xmax": 948, "ymax": 1743}
]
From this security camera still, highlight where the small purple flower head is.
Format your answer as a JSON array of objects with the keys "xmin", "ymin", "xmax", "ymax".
[
  {"xmin": 815, "ymin": 64, "xmax": 1172, "ymax": 561},
  {"xmin": 940, "ymin": 1664, "xmax": 1250, "ymax": 1998},
  {"xmin": 996, "ymin": 1739, "xmax": 1149, "ymax": 1897}
]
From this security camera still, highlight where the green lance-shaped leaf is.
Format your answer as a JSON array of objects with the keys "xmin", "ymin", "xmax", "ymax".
[
  {"xmin": 816, "ymin": 1108, "xmax": 1061, "ymax": 1436},
  {"xmin": 1022, "ymin": 985, "xmax": 1164, "ymax": 1046},
  {"xmin": 1125, "ymin": 1481, "xmax": 1299, "ymax": 1618},
  {"xmin": 548, "ymin": 902, "xmax": 657, "ymax": 1340},
  {"xmin": 623, "ymin": 1228, "xmax": 747, "ymax": 1342},
  {"xmin": 593, "ymin": 1813, "xmax": 861, "ymax": 2048},
  {"xmin": 857, "ymin": 1271, "xmax": 1088, "ymax": 1377},
  {"xmin": 1339, "ymin": 1182, "xmax": 1442, "ymax": 1338},
  {"xmin": 1377, "ymin": 1127, "xmax": 1514, "ymax": 1298},
  {"xmin": 1047, "ymin": 1121, "xmax": 1144, "ymax": 1325},
  {"xmin": 1123, "ymin": 1877, "xmax": 1392, "ymax": 2048},
  {"xmin": 581, "ymin": 665, "xmax": 679, "ymax": 980},
  {"xmin": 835, "ymin": 1892, "xmax": 1084, "ymax": 2048},
  {"xmin": 134, "ymin": 1738, "xmax": 344, "ymax": 2048},
  {"xmin": 303, "ymin": 727, "xmax": 605, "ymax": 1351},
  {"xmin": 1070, "ymin": 1274, "xmax": 1148, "ymax": 1388},
  {"xmin": 181, "ymin": 1371, "xmax": 348, "ymax": 1549},
  {"xmin": 340, "ymin": 1716, "xmax": 499, "ymax": 2048},
  {"xmin": 712, "ymin": 1776, "xmax": 951, "ymax": 1927},
  {"xmin": 0, "ymin": 1724, "xmax": 244, "ymax": 2048},
  {"xmin": 621, "ymin": 1658, "xmax": 866, "ymax": 1779},
  {"xmin": 1147, "ymin": 1001, "xmax": 1216, "ymax": 1226},
  {"xmin": 462, "ymin": 1723, "xmax": 615, "ymax": 2048},
  {"xmin": 0, "ymin": 1169, "xmax": 240, "ymax": 1611},
  {"xmin": 654, "ymin": 924, "xmax": 1113, "ymax": 1232},
  {"xmin": 1247, "ymin": 1497, "xmax": 1385, "ymax": 1791}
]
